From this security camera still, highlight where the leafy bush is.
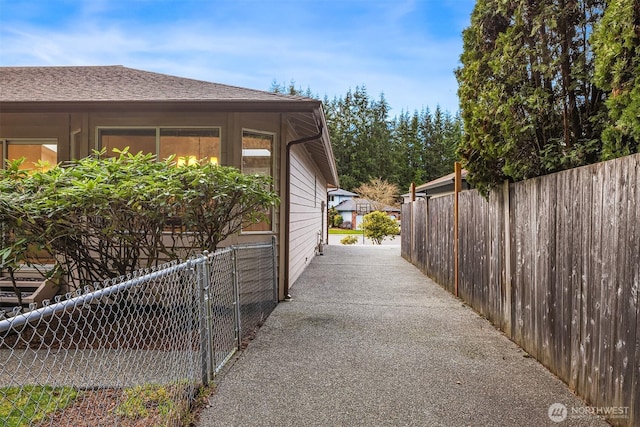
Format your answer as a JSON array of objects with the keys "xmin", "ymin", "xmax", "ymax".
[
  {"xmin": 360, "ymin": 211, "xmax": 400, "ymax": 245},
  {"xmin": 0, "ymin": 150, "xmax": 279, "ymax": 289},
  {"xmin": 340, "ymin": 235, "xmax": 358, "ymax": 245}
]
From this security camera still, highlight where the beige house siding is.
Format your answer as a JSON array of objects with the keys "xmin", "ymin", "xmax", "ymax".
[{"xmin": 288, "ymin": 144, "xmax": 328, "ymax": 288}]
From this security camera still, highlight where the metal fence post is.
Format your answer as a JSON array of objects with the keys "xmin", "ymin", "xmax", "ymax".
[
  {"xmin": 271, "ymin": 235, "xmax": 278, "ymax": 303},
  {"xmin": 231, "ymin": 247, "xmax": 242, "ymax": 350},
  {"xmin": 197, "ymin": 256, "xmax": 211, "ymax": 386}
]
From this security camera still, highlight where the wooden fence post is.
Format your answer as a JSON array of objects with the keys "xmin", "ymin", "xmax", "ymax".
[{"xmin": 454, "ymin": 162, "xmax": 461, "ymax": 297}]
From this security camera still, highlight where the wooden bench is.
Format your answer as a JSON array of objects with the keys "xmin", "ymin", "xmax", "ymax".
[{"xmin": 0, "ymin": 266, "xmax": 61, "ymax": 307}]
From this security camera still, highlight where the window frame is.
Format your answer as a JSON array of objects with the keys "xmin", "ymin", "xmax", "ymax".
[
  {"xmin": 96, "ymin": 126, "xmax": 222, "ymax": 163},
  {"xmin": 1, "ymin": 138, "xmax": 59, "ymax": 170},
  {"xmin": 240, "ymin": 128, "xmax": 276, "ymax": 235}
]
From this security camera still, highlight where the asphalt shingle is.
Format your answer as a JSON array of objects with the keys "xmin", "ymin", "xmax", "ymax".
[{"xmin": 0, "ymin": 65, "xmax": 313, "ymax": 103}]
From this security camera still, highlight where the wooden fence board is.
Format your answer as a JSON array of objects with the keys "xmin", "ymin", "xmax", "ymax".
[
  {"xmin": 609, "ymin": 154, "xmax": 636, "ymax": 424},
  {"xmin": 512, "ymin": 184, "xmax": 525, "ymax": 347},
  {"xmin": 627, "ymin": 154, "xmax": 639, "ymax": 425},
  {"xmin": 526, "ymin": 179, "xmax": 538, "ymax": 360},
  {"xmin": 554, "ymin": 170, "xmax": 569, "ymax": 382},
  {"xmin": 578, "ymin": 165, "xmax": 593, "ymax": 398},
  {"xmin": 480, "ymin": 193, "xmax": 489, "ymax": 317},
  {"xmin": 401, "ymin": 203, "xmax": 410, "ymax": 260},
  {"xmin": 601, "ymin": 158, "xmax": 618, "ymax": 409},
  {"xmin": 589, "ymin": 161, "xmax": 606, "ymax": 406},
  {"xmin": 569, "ymin": 165, "xmax": 583, "ymax": 391},
  {"xmin": 489, "ymin": 188, "xmax": 504, "ymax": 328},
  {"xmin": 543, "ymin": 173, "xmax": 557, "ymax": 373}
]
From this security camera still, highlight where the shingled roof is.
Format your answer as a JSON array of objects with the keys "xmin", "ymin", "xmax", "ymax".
[{"xmin": 0, "ymin": 65, "xmax": 313, "ymax": 103}]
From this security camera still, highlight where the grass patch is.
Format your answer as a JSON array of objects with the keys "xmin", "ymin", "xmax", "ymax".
[
  {"xmin": 329, "ymin": 228, "xmax": 363, "ymax": 235},
  {"xmin": 114, "ymin": 384, "xmax": 177, "ymax": 420},
  {"xmin": 0, "ymin": 385, "xmax": 79, "ymax": 427}
]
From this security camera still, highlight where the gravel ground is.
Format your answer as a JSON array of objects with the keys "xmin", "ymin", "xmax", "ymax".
[{"xmin": 198, "ymin": 245, "xmax": 609, "ymax": 426}]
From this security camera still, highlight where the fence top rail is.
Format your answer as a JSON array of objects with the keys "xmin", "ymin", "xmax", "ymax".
[
  {"xmin": 203, "ymin": 241, "xmax": 274, "ymax": 258},
  {"xmin": 0, "ymin": 257, "xmax": 204, "ymax": 334},
  {"xmin": 0, "ymin": 240, "xmax": 276, "ymax": 333}
]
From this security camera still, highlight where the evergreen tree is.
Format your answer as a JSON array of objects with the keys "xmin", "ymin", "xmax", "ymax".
[
  {"xmin": 392, "ymin": 110, "xmax": 423, "ymax": 187},
  {"xmin": 592, "ymin": 0, "xmax": 640, "ymax": 158},
  {"xmin": 456, "ymin": 0, "xmax": 606, "ymax": 194},
  {"xmin": 272, "ymin": 83, "xmax": 461, "ymax": 193}
]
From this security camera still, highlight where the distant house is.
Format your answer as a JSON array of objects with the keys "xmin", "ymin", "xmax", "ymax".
[
  {"xmin": 402, "ymin": 169, "xmax": 471, "ymax": 203},
  {"xmin": 0, "ymin": 65, "xmax": 339, "ymax": 300},
  {"xmin": 334, "ymin": 198, "xmax": 400, "ymax": 230},
  {"xmin": 327, "ymin": 188, "xmax": 358, "ymax": 208}
]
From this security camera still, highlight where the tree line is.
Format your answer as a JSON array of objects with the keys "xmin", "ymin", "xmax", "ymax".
[{"xmin": 271, "ymin": 82, "xmax": 462, "ymax": 194}]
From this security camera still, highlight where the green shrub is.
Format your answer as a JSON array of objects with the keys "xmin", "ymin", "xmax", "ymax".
[
  {"xmin": 0, "ymin": 149, "xmax": 279, "ymax": 289},
  {"xmin": 340, "ymin": 235, "xmax": 359, "ymax": 245},
  {"xmin": 361, "ymin": 211, "xmax": 400, "ymax": 245}
]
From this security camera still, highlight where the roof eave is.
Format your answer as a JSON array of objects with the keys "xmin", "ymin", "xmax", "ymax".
[
  {"xmin": 316, "ymin": 108, "xmax": 339, "ymax": 187},
  {"xmin": 0, "ymin": 99, "xmax": 322, "ymax": 113}
]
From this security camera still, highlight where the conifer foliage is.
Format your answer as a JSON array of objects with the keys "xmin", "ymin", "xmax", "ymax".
[{"xmin": 456, "ymin": 0, "xmax": 639, "ymax": 194}]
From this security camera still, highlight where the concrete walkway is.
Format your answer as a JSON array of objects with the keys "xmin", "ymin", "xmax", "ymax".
[{"xmin": 198, "ymin": 245, "xmax": 607, "ymax": 426}]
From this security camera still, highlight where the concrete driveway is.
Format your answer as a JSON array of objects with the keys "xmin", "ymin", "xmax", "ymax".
[{"xmin": 197, "ymin": 245, "xmax": 608, "ymax": 426}]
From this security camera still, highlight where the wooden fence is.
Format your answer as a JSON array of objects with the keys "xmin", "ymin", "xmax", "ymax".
[{"xmin": 401, "ymin": 153, "xmax": 639, "ymax": 426}]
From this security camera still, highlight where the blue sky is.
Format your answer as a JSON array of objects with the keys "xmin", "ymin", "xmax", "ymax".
[{"xmin": 0, "ymin": 0, "xmax": 475, "ymax": 114}]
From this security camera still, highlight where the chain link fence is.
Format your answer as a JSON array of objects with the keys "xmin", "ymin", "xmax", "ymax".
[{"xmin": 0, "ymin": 239, "xmax": 278, "ymax": 426}]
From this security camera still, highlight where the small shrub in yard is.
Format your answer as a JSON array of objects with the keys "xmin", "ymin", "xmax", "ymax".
[
  {"xmin": 361, "ymin": 211, "xmax": 400, "ymax": 245},
  {"xmin": 340, "ymin": 235, "xmax": 359, "ymax": 245}
]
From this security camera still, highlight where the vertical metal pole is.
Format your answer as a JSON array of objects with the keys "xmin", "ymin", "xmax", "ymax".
[
  {"xmin": 454, "ymin": 162, "xmax": 462, "ymax": 298},
  {"xmin": 196, "ymin": 257, "xmax": 210, "ymax": 387},
  {"xmin": 232, "ymin": 248, "xmax": 242, "ymax": 350},
  {"xmin": 202, "ymin": 250, "xmax": 218, "ymax": 378},
  {"xmin": 271, "ymin": 236, "xmax": 278, "ymax": 304}
]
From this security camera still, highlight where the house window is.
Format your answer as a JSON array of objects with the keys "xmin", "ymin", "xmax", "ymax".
[
  {"xmin": 100, "ymin": 128, "xmax": 156, "ymax": 156},
  {"xmin": 2, "ymin": 139, "xmax": 58, "ymax": 171},
  {"xmin": 242, "ymin": 129, "xmax": 274, "ymax": 233},
  {"xmin": 98, "ymin": 127, "xmax": 221, "ymax": 164},
  {"xmin": 160, "ymin": 129, "xmax": 220, "ymax": 166}
]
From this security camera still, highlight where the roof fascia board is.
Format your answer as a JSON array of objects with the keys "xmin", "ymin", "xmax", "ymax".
[{"xmin": 0, "ymin": 99, "xmax": 322, "ymax": 114}]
